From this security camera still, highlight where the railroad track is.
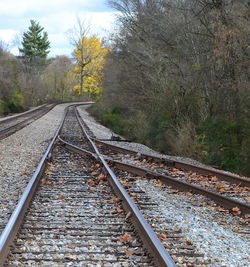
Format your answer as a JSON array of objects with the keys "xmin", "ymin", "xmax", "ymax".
[
  {"xmin": 1, "ymin": 104, "xmax": 249, "ymax": 266},
  {"xmin": 61, "ymin": 105, "xmax": 249, "ymax": 264},
  {"xmin": 0, "ymin": 104, "xmax": 55, "ymax": 140},
  {"xmin": 58, "ymin": 106, "xmax": 250, "ymax": 218},
  {"xmin": 0, "ymin": 105, "xmax": 175, "ymax": 266}
]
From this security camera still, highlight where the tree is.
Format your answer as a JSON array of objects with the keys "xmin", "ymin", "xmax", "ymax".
[
  {"xmin": 18, "ymin": 20, "xmax": 50, "ymax": 104},
  {"xmin": 68, "ymin": 18, "xmax": 91, "ymax": 95},
  {"xmin": 19, "ymin": 20, "xmax": 50, "ymax": 60},
  {"xmin": 96, "ymin": 0, "xmax": 250, "ymax": 175},
  {"xmin": 73, "ymin": 35, "xmax": 109, "ymax": 97},
  {"xmin": 42, "ymin": 56, "xmax": 75, "ymax": 101}
]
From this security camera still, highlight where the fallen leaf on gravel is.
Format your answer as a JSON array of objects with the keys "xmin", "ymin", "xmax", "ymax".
[
  {"xmin": 126, "ymin": 251, "xmax": 134, "ymax": 257},
  {"xmin": 59, "ymin": 227, "xmax": 67, "ymax": 231},
  {"xmin": 210, "ymin": 176, "xmax": 218, "ymax": 182},
  {"xmin": 151, "ymin": 216, "xmax": 160, "ymax": 220},
  {"xmin": 120, "ymin": 180, "xmax": 130, "ymax": 186},
  {"xmin": 245, "ymin": 196, "xmax": 250, "ymax": 201},
  {"xmin": 217, "ymin": 207, "xmax": 227, "ymax": 212},
  {"xmin": 90, "ymin": 171, "xmax": 98, "ymax": 176},
  {"xmin": 125, "ymin": 211, "xmax": 132, "ymax": 220},
  {"xmin": 110, "ymin": 197, "xmax": 120, "ymax": 203},
  {"xmin": 50, "ymin": 166, "xmax": 58, "ymax": 171},
  {"xmin": 22, "ymin": 171, "xmax": 31, "ymax": 176},
  {"xmin": 155, "ymin": 180, "xmax": 163, "ymax": 187},
  {"xmin": 41, "ymin": 179, "xmax": 51, "ymax": 185},
  {"xmin": 65, "ymin": 255, "xmax": 77, "ymax": 260},
  {"xmin": 88, "ymin": 179, "xmax": 95, "ymax": 185},
  {"xmin": 50, "ymin": 183, "xmax": 56, "ymax": 188},
  {"xmin": 231, "ymin": 207, "xmax": 241, "ymax": 215},
  {"xmin": 184, "ymin": 240, "xmax": 193, "ymax": 246},
  {"xmin": 97, "ymin": 173, "xmax": 106, "ymax": 180},
  {"xmin": 58, "ymin": 195, "xmax": 65, "ymax": 200},
  {"xmin": 234, "ymin": 227, "xmax": 244, "ymax": 231},
  {"xmin": 94, "ymin": 174, "xmax": 106, "ymax": 185},
  {"xmin": 158, "ymin": 233, "xmax": 168, "ymax": 241},
  {"xmin": 113, "ymin": 207, "xmax": 123, "ymax": 213},
  {"xmin": 119, "ymin": 233, "xmax": 133, "ymax": 243},
  {"xmin": 216, "ymin": 186, "xmax": 226, "ymax": 192},
  {"xmin": 45, "ymin": 170, "xmax": 54, "ymax": 175},
  {"xmin": 26, "ymin": 239, "xmax": 35, "ymax": 243}
]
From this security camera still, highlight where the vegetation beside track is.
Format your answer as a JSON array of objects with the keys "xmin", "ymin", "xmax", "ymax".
[{"xmin": 92, "ymin": 1, "xmax": 250, "ymax": 177}]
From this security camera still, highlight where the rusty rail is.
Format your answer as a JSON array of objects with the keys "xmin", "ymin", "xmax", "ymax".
[
  {"xmin": 91, "ymin": 138, "xmax": 250, "ymax": 187},
  {"xmin": 59, "ymin": 136, "xmax": 250, "ymax": 217},
  {"xmin": 0, "ymin": 104, "xmax": 176, "ymax": 267},
  {"xmin": 74, "ymin": 106, "xmax": 176, "ymax": 267}
]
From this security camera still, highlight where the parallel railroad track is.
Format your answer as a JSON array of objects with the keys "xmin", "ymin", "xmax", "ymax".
[
  {"xmin": 59, "ymin": 106, "xmax": 250, "ymax": 218},
  {"xmin": 0, "ymin": 105, "xmax": 175, "ymax": 267},
  {"xmin": 0, "ymin": 104, "xmax": 55, "ymax": 140},
  {"xmin": 60, "ymin": 106, "xmax": 250, "ymax": 264},
  {"xmin": 1, "ymin": 104, "xmax": 249, "ymax": 266}
]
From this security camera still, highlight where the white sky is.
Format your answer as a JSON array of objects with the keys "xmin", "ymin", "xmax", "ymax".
[{"xmin": 0, "ymin": 0, "xmax": 116, "ymax": 57}]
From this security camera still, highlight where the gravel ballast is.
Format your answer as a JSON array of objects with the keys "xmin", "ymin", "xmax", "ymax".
[
  {"xmin": 77, "ymin": 104, "xmax": 250, "ymax": 267},
  {"xmin": 0, "ymin": 103, "xmax": 72, "ymax": 234},
  {"xmin": 137, "ymin": 179, "xmax": 249, "ymax": 266},
  {"xmin": 0, "ymin": 103, "xmax": 249, "ymax": 266}
]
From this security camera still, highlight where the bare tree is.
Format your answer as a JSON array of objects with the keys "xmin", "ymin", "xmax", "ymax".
[{"xmin": 67, "ymin": 18, "xmax": 91, "ymax": 95}]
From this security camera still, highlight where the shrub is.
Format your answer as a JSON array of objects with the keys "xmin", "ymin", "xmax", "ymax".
[
  {"xmin": 0, "ymin": 99, "xmax": 5, "ymax": 114},
  {"xmin": 99, "ymin": 107, "xmax": 132, "ymax": 136},
  {"xmin": 197, "ymin": 120, "xmax": 248, "ymax": 173},
  {"xmin": 7, "ymin": 92, "xmax": 25, "ymax": 113}
]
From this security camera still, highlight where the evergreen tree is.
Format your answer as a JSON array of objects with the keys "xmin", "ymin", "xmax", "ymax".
[{"xmin": 19, "ymin": 20, "xmax": 50, "ymax": 59}]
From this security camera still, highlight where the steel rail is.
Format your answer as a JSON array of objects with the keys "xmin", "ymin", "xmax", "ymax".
[
  {"xmin": 74, "ymin": 106, "xmax": 176, "ymax": 267},
  {"xmin": 0, "ymin": 102, "xmax": 93, "ymax": 265},
  {"xmin": 0, "ymin": 107, "xmax": 67, "ymax": 265},
  {"xmin": 0, "ymin": 104, "xmax": 47, "ymax": 124},
  {"xmin": 91, "ymin": 138, "xmax": 250, "ymax": 187},
  {"xmin": 0, "ymin": 104, "xmax": 55, "ymax": 140},
  {"xmin": 0, "ymin": 101, "xmax": 92, "ymax": 140},
  {"xmin": 58, "ymin": 138, "xmax": 250, "ymax": 217},
  {"xmin": 109, "ymin": 160, "xmax": 250, "ymax": 216}
]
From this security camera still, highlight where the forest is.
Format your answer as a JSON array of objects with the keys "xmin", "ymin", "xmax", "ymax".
[
  {"xmin": 0, "ymin": 19, "xmax": 107, "ymax": 114},
  {"xmin": 1, "ymin": 0, "xmax": 250, "ymax": 176},
  {"xmin": 95, "ymin": 0, "xmax": 250, "ymax": 176}
]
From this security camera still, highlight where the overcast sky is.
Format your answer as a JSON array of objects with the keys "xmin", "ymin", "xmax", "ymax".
[{"xmin": 0, "ymin": 0, "xmax": 116, "ymax": 57}]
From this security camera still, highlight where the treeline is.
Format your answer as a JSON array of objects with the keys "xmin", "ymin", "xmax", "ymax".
[
  {"xmin": 0, "ymin": 45, "xmax": 77, "ymax": 114},
  {"xmin": 94, "ymin": 0, "xmax": 250, "ymax": 175},
  {"xmin": 0, "ymin": 19, "xmax": 77, "ymax": 115},
  {"xmin": 0, "ymin": 20, "xmax": 108, "ymax": 115}
]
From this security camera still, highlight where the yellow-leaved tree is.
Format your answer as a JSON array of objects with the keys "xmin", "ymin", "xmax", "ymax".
[{"xmin": 73, "ymin": 35, "xmax": 109, "ymax": 98}]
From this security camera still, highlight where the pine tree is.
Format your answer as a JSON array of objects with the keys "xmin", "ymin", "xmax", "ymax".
[{"xmin": 19, "ymin": 20, "xmax": 50, "ymax": 59}]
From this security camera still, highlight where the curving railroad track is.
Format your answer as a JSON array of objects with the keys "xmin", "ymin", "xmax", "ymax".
[
  {"xmin": 62, "ymin": 106, "xmax": 250, "ymax": 218},
  {"xmin": 0, "ymin": 104, "xmax": 249, "ymax": 266},
  {"xmin": 0, "ymin": 104, "xmax": 55, "ymax": 140},
  {"xmin": 0, "ymin": 105, "xmax": 175, "ymax": 266}
]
